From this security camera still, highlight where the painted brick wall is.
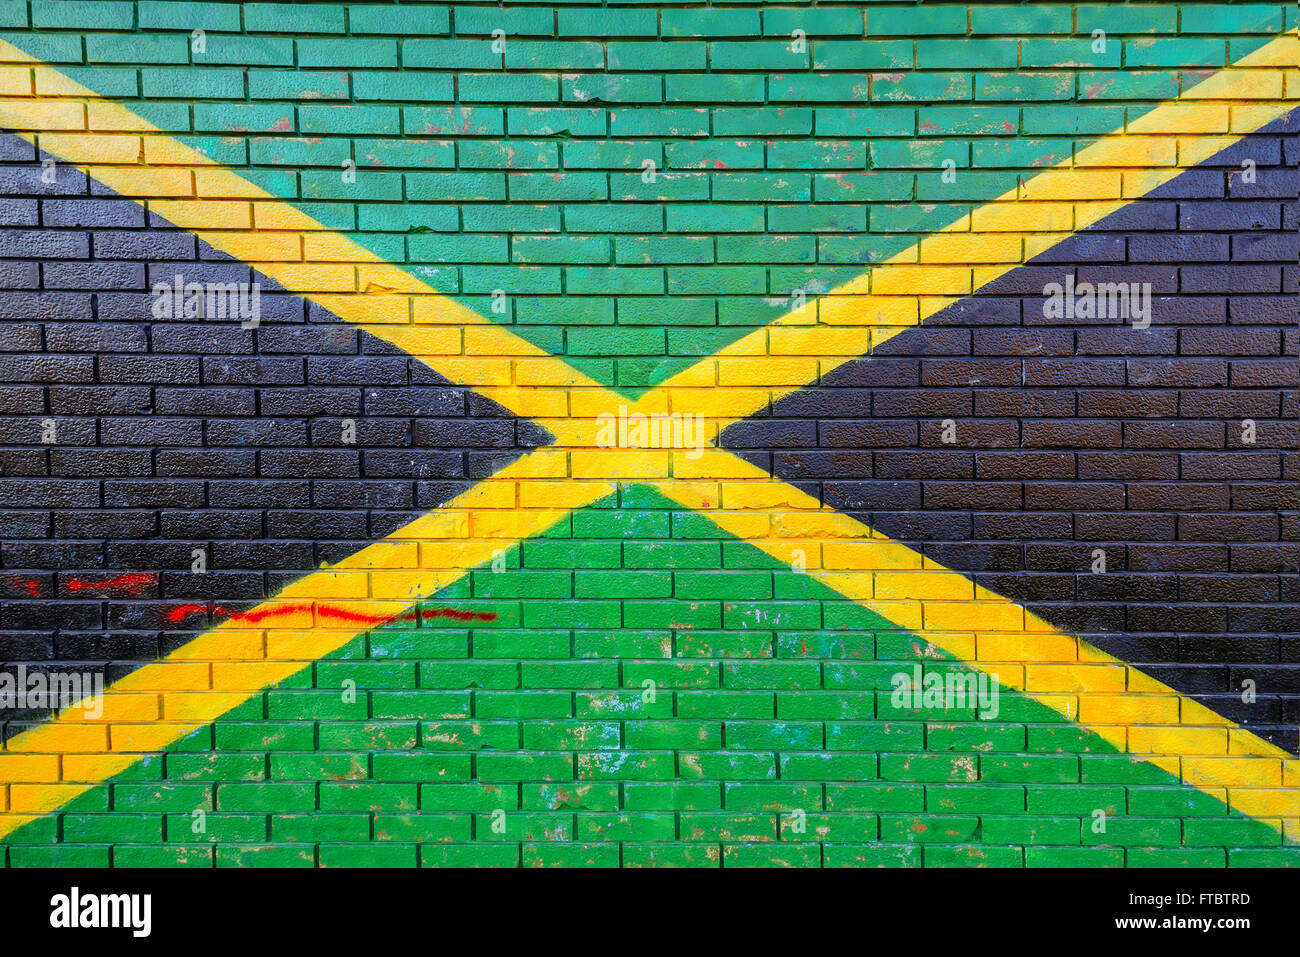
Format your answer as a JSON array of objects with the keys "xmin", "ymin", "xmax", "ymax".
[{"xmin": 0, "ymin": 1, "xmax": 1297, "ymax": 868}]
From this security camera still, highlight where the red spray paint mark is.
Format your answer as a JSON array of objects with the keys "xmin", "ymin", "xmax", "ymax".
[
  {"xmin": 226, "ymin": 602, "xmax": 496, "ymax": 628},
  {"xmin": 164, "ymin": 600, "xmax": 496, "ymax": 628},
  {"xmin": 23, "ymin": 580, "xmax": 41, "ymax": 597},
  {"xmin": 166, "ymin": 603, "xmax": 210, "ymax": 624},
  {"xmin": 230, "ymin": 601, "xmax": 383, "ymax": 627},
  {"xmin": 65, "ymin": 572, "xmax": 157, "ymax": 595},
  {"xmin": 393, "ymin": 606, "xmax": 497, "ymax": 624}
]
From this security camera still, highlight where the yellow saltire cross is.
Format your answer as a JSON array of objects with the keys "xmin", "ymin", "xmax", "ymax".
[{"xmin": 0, "ymin": 33, "xmax": 1297, "ymax": 841}]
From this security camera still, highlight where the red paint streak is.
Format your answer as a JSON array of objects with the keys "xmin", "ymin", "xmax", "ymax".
[
  {"xmin": 165, "ymin": 600, "xmax": 497, "ymax": 628},
  {"xmin": 227, "ymin": 602, "xmax": 497, "ymax": 628},
  {"xmin": 394, "ymin": 606, "xmax": 498, "ymax": 624},
  {"xmin": 65, "ymin": 572, "xmax": 157, "ymax": 595},
  {"xmin": 229, "ymin": 601, "xmax": 357, "ymax": 625},
  {"xmin": 166, "ymin": 603, "xmax": 209, "ymax": 624},
  {"xmin": 233, "ymin": 601, "xmax": 393, "ymax": 626},
  {"xmin": 23, "ymin": 579, "xmax": 41, "ymax": 597}
]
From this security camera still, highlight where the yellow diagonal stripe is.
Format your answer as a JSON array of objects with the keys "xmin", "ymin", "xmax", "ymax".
[
  {"xmin": 637, "ymin": 31, "xmax": 1300, "ymax": 429},
  {"xmin": 1, "ymin": 31, "xmax": 1296, "ymax": 845},
  {"xmin": 0, "ymin": 455, "xmax": 613, "ymax": 838},
  {"xmin": 0, "ymin": 39, "xmax": 631, "ymax": 426},
  {"xmin": 648, "ymin": 456, "xmax": 1300, "ymax": 841}
]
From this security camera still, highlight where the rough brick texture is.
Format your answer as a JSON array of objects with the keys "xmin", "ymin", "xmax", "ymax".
[
  {"xmin": 723, "ymin": 113, "xmax": 1300, "ymax": 749},
  {"xmin": 0, "ymin": 2, "xmax": 1297, "ymax": 869},
  {"xmin": 0, "ymin": 143, "xmax": 548, "ymax": 734}
]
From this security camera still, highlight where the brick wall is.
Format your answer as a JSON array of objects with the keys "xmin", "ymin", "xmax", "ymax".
[
  {"xmin": 725, "ymin": 117, "xmax": 1300, "ymax": 748},
  {"xmin": 0, "ymin": 1, "xmax": 1297, "ymax": 868}
]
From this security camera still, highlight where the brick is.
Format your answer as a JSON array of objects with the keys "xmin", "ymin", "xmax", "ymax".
[{"xmin": 0, "ymin": 7, "xmax": 1294, "ymax": 875}]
